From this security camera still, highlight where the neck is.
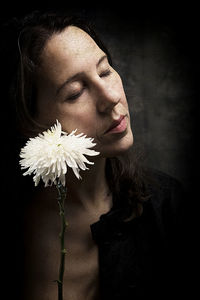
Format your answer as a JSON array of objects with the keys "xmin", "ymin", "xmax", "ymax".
[
  {"xmin": 34, "ymin": 157, "xmax": 111, "ymax": 213},
  {"xmin": 66, "ymin": 157, "xmax": 110, "ymax": 209}
]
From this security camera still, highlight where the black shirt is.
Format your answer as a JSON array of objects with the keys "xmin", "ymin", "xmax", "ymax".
[{"xmin": 91, "ymin": 169, "xmax": 188, "ymax": 299}]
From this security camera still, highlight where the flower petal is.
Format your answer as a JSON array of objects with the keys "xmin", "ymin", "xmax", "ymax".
[{"xmin": 19, "ymin": 120, "xmax": 100, "ymax": 186}]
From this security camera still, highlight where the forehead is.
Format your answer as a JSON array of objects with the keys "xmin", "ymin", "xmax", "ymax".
[
  {"xmin": 39, "ymin": 26, "xmax": 104, "ymax": 81},
  {"xmin": 47, "ymin": 26, "xmax": 98, "ymax": 56}
]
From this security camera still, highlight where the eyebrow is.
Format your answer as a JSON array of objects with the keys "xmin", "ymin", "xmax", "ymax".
[{"xmin": 56, "ymin": 54, "xmax": 108, "ymax": 95}]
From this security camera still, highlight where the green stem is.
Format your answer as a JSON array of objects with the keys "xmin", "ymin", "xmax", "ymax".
[{"xmin": 56, "ymin": 182, "xmax": 67, "ymax": 300}]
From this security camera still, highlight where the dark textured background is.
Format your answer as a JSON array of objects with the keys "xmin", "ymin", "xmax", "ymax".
[
  {"xmin": 89, "ymin": 9, "xmax": 198, "ymax": 191},
  {"xmin": 104, "ymin": 12, "xmax": 198, "ymax": 194},
  {"xmin": 1, "ymin": 4, "xmax": 198, "ymax": 192}
]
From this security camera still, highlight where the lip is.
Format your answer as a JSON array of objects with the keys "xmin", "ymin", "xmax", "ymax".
[{"xmin": 105, "ymin": 115, "xmax": 127, "ymax": 134}]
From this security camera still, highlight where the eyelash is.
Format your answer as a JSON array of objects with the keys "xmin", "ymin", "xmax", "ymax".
[
  {"xmin": 99, "ymin": 69, "xmax": 112, "ymax": 77},
  {"xmin": 66, "ymin": 90, "xmax": 84, "ymax": 101},
  {"xmin": 66, "ymin": 69, "xmax": 112, "ymax": 101}
]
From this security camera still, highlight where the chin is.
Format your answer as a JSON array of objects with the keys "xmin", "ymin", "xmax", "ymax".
[{"xmin": 99, "ymin": 130, "xmax": 134, "ymax": 158}]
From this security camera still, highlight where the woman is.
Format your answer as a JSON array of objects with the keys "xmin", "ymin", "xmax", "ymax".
[{"xmin": 2, "ymin": 11, "xmax": 187, "ymax": 300}]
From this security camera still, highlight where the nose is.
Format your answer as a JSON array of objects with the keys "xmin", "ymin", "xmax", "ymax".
[{"xmin": 95, "ymin": 80, "xmax": 121, "ymax": 113}]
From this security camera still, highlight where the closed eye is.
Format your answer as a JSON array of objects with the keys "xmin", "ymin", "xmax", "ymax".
[
  {"xmin": 99, "ymin": 69, "xmax": 112, "ymax": 78},
  {"xmin": 65, "ymin": 69, "xmax": 111, "ymax": 101},
  {"xmin": 66, "ymin": 88, "xmax": 85, "ymax": 101}
]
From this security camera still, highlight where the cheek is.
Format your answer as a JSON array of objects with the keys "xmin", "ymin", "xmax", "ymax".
[{"xmin": 58, "ymin": 103, "xmax": 97, "ymax": 136}]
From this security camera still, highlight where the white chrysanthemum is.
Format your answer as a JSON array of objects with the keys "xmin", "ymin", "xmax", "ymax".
[{"xmin": 19, "ymin": 120, "xmax": 100, "ymax": 187}]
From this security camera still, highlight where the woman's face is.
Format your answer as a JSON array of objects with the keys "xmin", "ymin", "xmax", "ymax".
[{"xmin": 36, "ymin": 26, "xmax": 133, "ymax": 157}]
